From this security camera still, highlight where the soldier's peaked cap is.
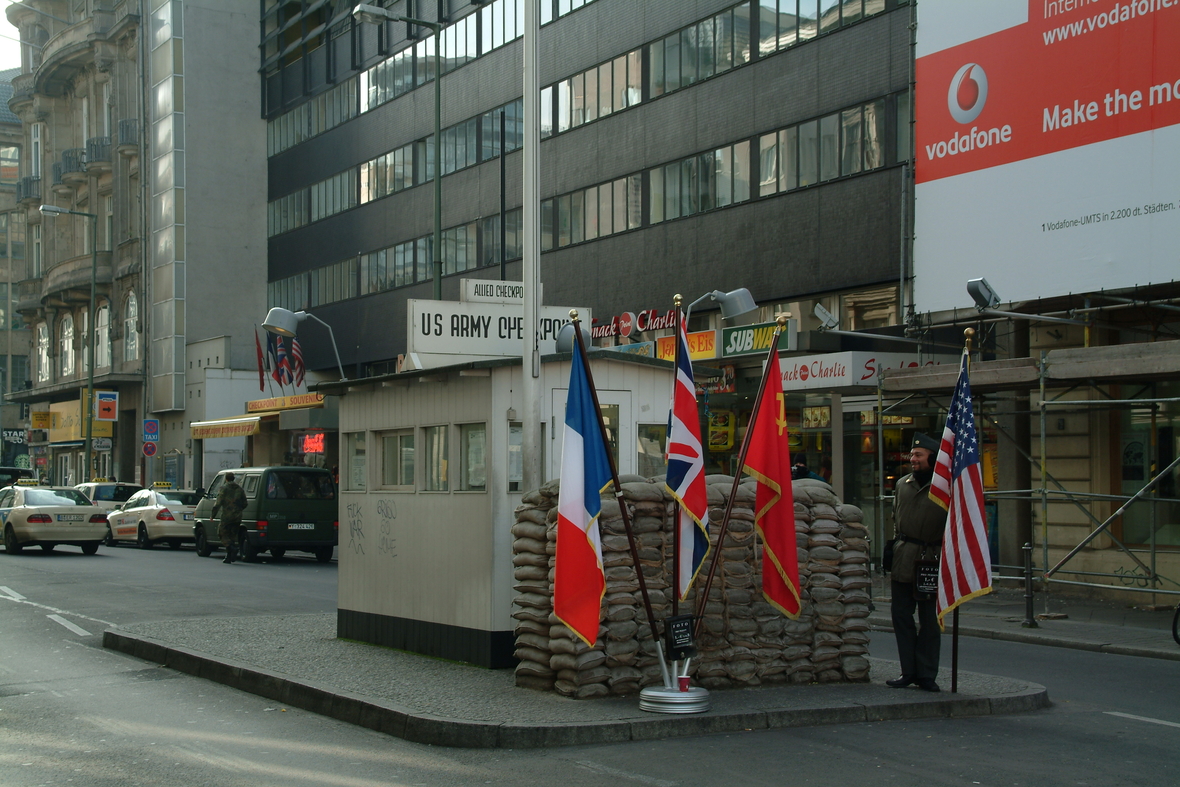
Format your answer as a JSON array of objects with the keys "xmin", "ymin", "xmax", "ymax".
[{"xmin": 911, "ymin": 433, "xmax": 940, "ymax": 453}]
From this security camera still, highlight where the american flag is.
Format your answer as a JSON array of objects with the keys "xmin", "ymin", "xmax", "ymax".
[
  {"xmin": 664, "ymin": 309, "xmax": 709, "ymax": 601},
  {"xmin": 291, "ymin": 337, "xmax": 306, "ymax": 386},
  {"xmin": 929, "ymin": 350, "xmax": 992, "ymax": 629}
]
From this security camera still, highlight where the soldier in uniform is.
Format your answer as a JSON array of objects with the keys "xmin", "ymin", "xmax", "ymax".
[
  {"xmin": 211, "ymin": 472, "xmax": 247, "ymax": 564},
  {"xmin": 886, "ymin": 433, "xmax": 949, "ymax": 692}
]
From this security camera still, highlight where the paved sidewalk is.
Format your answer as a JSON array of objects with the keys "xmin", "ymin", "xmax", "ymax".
[
  {"xmin": 104, "ymin": 614, "xmax": 1048, "ymax": 749},
  {"xmin": 867, "ymin": 584, "xmax": 1180, "ymax": 662}
]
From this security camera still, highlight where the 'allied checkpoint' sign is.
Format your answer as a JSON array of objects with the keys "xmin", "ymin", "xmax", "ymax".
[{"xmin": 407, "ymin": 299, "xmax": 592, "ymax": 357}]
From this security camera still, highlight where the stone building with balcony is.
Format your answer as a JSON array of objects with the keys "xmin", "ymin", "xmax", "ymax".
[
  {"xmin": 0, "ymin": 67, "xmax": 31, "ymax": 470},
  {"xmin": 5, "ymin": 1, "xmax": 267, "ymax": 486}
]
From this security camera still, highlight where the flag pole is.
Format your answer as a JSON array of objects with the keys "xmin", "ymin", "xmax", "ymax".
[
  {"xmin": 569, "ymin": 310, "xmax": 671, "ymax": 688},
  {"xmin": 671, "ymin": 295, "xmax": 683, "ymax": 620},
  {"xmin": 951, "ymin": 326, "xmax": 975, "ymax": 694},
  {"xmin": 693, "ymin": 314, "xmax": 789, "ymax": 637}
]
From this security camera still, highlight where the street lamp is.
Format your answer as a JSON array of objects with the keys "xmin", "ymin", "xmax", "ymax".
[
  {"xmin": 40, "ymin": 204, "xmax": 97, "ymax": 481},
  {"xmin": 262, "ymin": 307, "xmax": 346, "ymax": 381},
  {"xmin": 353, "ymin": 4, "xmax": 443, "ymax": 300},
  {"xmin": 684, "ymin": 288, "xmax": 758, "ymax": 326}
]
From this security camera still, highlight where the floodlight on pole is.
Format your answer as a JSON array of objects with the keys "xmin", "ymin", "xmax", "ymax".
[
  {"xmin": 966, "ymin": 277, "xmax": 1088, "ymax": 326},
  {"xmin": 262, "ymin": 307, "xmax": 346, "ymax": 381},
  {"xmin": 684, "ymin": 287, "xmax": 758, "ymax": 326}
]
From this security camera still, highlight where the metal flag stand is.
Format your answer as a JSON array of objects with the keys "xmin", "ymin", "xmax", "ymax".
[
  {"xmin": 566, "ymin": 312, "xmax": 707, "ymax": 713},
  {"xmin": 637, "ymin": 295, "xmax": 710, "ymax": 714}
]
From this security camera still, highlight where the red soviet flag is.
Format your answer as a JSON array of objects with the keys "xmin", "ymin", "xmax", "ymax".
[
  {"xmin": 254, "ymin": 327, "xmax": 266, "ymax": 391},
  {"xmin": 742, "ymin": 360, "xmax": 801, "ymax": 618}
]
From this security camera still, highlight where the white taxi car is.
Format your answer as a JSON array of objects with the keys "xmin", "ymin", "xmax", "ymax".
[
  {"xmin": 0, "ymin": 484, "xmax": 109, "ymax": 555},
  {"xmin": 74, "ymin": 480, "xmax": 144, "ymax": 514},
  {"xmin": 107, "ymin": 485, "xmax": 202, "ymax": 549}
]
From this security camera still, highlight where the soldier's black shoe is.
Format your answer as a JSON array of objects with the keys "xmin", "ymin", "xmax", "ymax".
[
  {"xmin": 222, "ymin": 554, "xmax": 232, "ymax": 564},
  {"xmin": 223, "ymin": 548, "xmax": 236, "ymax": 564},
  {"xmin": 886, "ymin": 675, "xmax": 916, "ymax": 688},
  {"xmin": 916, "ymin": 679, "xmax": 941, "ymax": 692}
]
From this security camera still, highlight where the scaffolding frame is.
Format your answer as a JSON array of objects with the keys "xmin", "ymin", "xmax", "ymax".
[{"xmin": 874, "ymin": 340, "xmax": 1180, "ymax": 607}]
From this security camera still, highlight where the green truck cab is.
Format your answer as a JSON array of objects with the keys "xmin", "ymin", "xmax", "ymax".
[{"xmin": 192, "ymin": 466, "xmax": 338, "ymax": 563}]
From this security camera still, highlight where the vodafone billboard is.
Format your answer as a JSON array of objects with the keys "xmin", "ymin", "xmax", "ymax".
[{"xmin": 914, "ymin": 0, "xmax": 1180, "ymax": 312}]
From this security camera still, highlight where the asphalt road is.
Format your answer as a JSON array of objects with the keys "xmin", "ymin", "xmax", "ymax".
[{"xmin": 2, "ymin": 545, "xmax": 1179, "ymax": 786}]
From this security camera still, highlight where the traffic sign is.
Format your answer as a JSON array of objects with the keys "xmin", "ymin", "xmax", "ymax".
[
  {"xmin": 143, "ymin": 419, "xmax": 160, "ymax": 442},
  {"xmin": 96, "ymin": 391, "xmax": 118, "ymax": 421},
  {"xmin": 142, "ymin": 442, "xmax": 157, "ymax": 457}
]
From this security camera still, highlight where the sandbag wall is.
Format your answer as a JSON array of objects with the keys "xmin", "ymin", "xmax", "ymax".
[{"xmin": 511, "ymin": 476, "xmax": 872, "ymax": 698}]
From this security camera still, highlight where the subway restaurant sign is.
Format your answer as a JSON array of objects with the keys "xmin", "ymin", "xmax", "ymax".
[{"xmin": 721, "ymin": 320, "xmax": 798, "ymax": 357}]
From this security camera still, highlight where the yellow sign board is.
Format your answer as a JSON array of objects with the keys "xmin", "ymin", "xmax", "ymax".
[
  {"xmin": 48, "ymin": 400, "xmax": 113, "ymax": 442},
  {"xmin": 246, "ymin": 393, "xmax": 325, "ymax": 414},
  {"xmin": 656, "ymin": 330, "xmax": 717, "ymax": 362},
  {"xmin": 31, "ymin": 411, "xmax": 51, "ymax": 429}
]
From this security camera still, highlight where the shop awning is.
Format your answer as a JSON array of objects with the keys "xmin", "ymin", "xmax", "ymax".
[{"xmin": 190, "ymin": 416, "xmax": 262, "ymax": 439}]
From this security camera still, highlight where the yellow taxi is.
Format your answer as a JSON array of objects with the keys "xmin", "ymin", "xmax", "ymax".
[
  {"xmin": 106, "ymin": 483, "xmax": 202, "ymax": 549},
  {"xmin": 1, "ymin": 482, "xmax": 109, "ymax": 555}
]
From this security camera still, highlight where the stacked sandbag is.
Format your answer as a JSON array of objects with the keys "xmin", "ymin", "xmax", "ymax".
[{"xmin": 511, "ymin": 474, "xmax": 871, "ymax": 696}]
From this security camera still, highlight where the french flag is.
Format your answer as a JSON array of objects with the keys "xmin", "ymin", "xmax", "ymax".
[
  {"xmin": 553, "ymin": 347, "xmax": 613, "ymax": 647},
  {"xmin": 665, "ymin": 311, "xmax": 709, "ymax": 600}
]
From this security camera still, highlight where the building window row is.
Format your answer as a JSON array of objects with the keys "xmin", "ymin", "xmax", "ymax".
[
  {"xmin": 269, "ymin": 168, "xmax": 356, "ymax": 235},
  {"xmin": 268, "ymin": 206, "xmax": 527, "ymax": 312},
  {"xmin": 757, "ymin": 0, "xmax": 888, "ymax": 57},
  {"xmin": 33, "ymin": 297, "xmax": 133, "ymax": 386},
  {"xmin": 268, "ymin": 0, "xmax": 532, "ymax": 156},
  {"xmin": 650, "ymin": 141, "xmax": 753, "ymax": 225},
  {"xmin": 344, "ymin": 421, "xmax": 486, "ymax": 493},
  {"xmin": 756, "ymin": 97, "xmax": 889, "ymax": 196},
  {"xmin": 274, "ymin": 98, "xmax": 524, "ymax": 237},
  {"xmin": 541, "ymin": 0, "xmax": 600, "ymax": 26},
  {"xmin": 267, "ymin": 0, "xmax": 897, "ymax": 157},
  {"xmin": 269, "ymin": 91, "xmax": 902, "ymax": 306},
  {"xmin": 267, "ymin": 80, "xmax": 358, "ymax": 156},
  {"xmin": 541, "ymin": 174, "xmax": 642, "ymax": 251},
  {"xmin": 650, "ymin": 2, "xmax": 753, "ymax": 99}
]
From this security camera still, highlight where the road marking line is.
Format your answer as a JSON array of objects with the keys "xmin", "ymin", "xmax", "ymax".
[
  {"xmin": 0, "ymin": 593, "xmax": 115, "ymax": 628},
  {"xmin": 47, "ymin": 614, "xmax": 92, "ymax": 637},
  {"xmin": 575, "ymin": 760, "xmax": 678, "ymax": 786},
  {"xmin": 1104, "ymin": 711, "xmax": 1180, "ymax": 729},
  {"xmin": 0, "ymin": 586, "xmax": 26, "ymax": 600}
]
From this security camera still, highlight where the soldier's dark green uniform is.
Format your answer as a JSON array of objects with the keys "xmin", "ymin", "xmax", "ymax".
[
  {"xmin": 212, "ymin": 473, "xmax": 247, "ymax": 564},
  {"xmin": 887, "ymin": 433, "xmax": 949, "ymax": 692}
]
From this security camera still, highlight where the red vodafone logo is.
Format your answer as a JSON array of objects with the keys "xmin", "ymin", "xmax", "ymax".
[
  {"xmin": 617, "ymin": 312, "xmax": 635, "ymax": 338},
  {"xmin": 948, "ymin": 63, "xmax": 988, "ymax": 124}
]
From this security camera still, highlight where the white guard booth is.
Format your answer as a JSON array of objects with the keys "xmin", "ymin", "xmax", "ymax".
[{"xmin": 315, "ymin": 351, "xmax": 678, "ymax": 668}]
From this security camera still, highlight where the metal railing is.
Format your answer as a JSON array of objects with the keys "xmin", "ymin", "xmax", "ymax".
[
  {"xmin": 61, "ymin": 148, "xmax": 85, "ymax": 176},
  {"xmin": 118, "ymin": 118, "xmax": 138, "ymax": 148},
  {"xmin": 86, "ymin": 136, "xmax": 111, "ymax": 165},
  {"xmin": 16, "ymin": 175, "xmax": 41, "ymax": 203}
]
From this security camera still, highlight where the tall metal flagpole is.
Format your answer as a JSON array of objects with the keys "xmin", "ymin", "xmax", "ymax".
[
  {"xmin": 693, "ymin": 315, "xmax": 789, "ymax": 636},
  {"xmin": 569, "ymin": 311, "xmax": 669, "ymax": 689},
  {"xmin": 671, "ymin": 295, "xmax": 683, "ymax": 620},
  {"xmin": 952, "ymin": 327, "xmax": 975, "ymax": 694},
  {"xmin": 521, "ymin": 0, "xmax": 542, "ymax": 493}
]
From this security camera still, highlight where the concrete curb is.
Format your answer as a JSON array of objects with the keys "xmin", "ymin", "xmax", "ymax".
[
  {"xmin": 103, "ymin": 628, "xmax": 1051, "ymax": 749},
  {"xmin": 868, "ymin": 615, "xmax": 1180, "ymax": 662}
]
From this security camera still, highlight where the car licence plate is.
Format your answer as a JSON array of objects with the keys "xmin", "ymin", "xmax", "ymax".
[
  {"xmin": 288, "ymin": 523, "xmax": 315, "ymax": 530},
  {"xmin": 183, "ymin": 513, "xmax": 193, "ymax": 520},
  {"xmin": 57, "ymin": 514, "xmax": 85, "ymax": 521}
]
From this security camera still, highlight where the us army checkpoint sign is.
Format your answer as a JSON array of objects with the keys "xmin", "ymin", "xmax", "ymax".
[{"xmin": 407, "ymin": 300, "xmax": 592, "ymax": 357}]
